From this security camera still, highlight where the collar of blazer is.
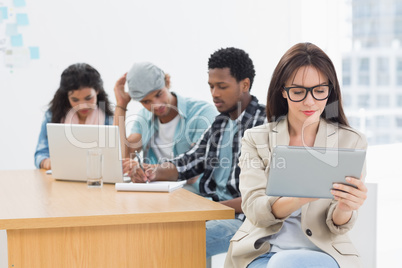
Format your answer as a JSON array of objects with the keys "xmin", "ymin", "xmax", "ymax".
[{"xmin": 269, "ymin": 115, "xmax": 338, "ymax": 149}]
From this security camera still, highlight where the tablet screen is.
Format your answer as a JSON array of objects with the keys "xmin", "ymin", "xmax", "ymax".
[{"xmin": 266, "ymin": 146, "xmax": 366, "ymax": 199}]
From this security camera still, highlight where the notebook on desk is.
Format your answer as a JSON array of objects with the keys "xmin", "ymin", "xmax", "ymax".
[
  {"xmin": 115, "ymin": 181, "xmax": 186, "ymax": 192},
  {"xmin": 47, "ymin": 123, "xmax": 126, "ymax": 184}
]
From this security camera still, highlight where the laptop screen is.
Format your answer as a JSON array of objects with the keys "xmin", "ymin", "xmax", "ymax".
[{"xmin": 47, "ymin": 123, "xmax": 124, "ymax": 183}]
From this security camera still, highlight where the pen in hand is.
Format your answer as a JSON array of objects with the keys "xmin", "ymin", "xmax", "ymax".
[{"xmin": 135, "ymin": 151, "xmax": 149, "ymax": 183}]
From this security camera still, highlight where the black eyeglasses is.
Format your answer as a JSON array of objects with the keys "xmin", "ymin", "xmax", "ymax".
[{"xmin": 283, "ymin": 84, "xmax": 332, "ymax": 102}]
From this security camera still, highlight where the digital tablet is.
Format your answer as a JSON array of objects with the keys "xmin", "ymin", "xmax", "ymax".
[{"xmin": 266, "ymin": 146, "xmax": 366, "ymax": 199}]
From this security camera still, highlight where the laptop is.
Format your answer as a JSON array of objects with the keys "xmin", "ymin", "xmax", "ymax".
[
  {"xmin": 266, "ymin": 146, "xmax": 366, "ymax": 199},
  {"xmin": 47, "ymin": 123, "xmax": 125, "ymax": 184}
]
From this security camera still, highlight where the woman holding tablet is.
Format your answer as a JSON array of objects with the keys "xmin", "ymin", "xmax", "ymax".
[
  {"xmin": 34, "ymin": 63, "xmax": 114, "ymax": 170},
  {"xmin": 225, "ymin": 43, "xmax": 367, "ymax": 268}
]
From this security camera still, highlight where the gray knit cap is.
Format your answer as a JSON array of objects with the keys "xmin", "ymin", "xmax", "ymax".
[{"xmin": 127, "ymin": 62, "xmax": 165, "ymax": 101}]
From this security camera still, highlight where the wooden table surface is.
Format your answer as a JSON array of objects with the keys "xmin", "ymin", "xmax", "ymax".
[{"xmin": 0, "ymin": 170, "xmax": 234, "ymax": 267}]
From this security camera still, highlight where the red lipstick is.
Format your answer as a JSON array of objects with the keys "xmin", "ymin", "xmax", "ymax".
[{"xmin": 302, "ymin": 110, "xmax": 316, "ymax": 116}]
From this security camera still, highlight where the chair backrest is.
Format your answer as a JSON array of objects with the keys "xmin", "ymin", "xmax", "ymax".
[{"xmin": 348, "ymin": 182, "xmax": 378, "ymax": 268}]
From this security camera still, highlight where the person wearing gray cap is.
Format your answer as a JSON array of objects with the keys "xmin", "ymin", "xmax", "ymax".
[{"xmin": 113, "ymin": 62, "xmax": 217, "ymax": 192}]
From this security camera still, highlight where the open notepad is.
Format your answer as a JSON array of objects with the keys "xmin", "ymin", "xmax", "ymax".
[{"xmin": 115, "ymin": 180, "xmax": 186, "ymax": 192}]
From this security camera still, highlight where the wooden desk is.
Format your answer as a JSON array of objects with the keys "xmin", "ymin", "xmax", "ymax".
[{"xmin": 0, "ymin": 170, "xmax": 234, "ymax": 267}]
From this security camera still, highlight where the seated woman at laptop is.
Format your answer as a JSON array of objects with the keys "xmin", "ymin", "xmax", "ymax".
[
  {"xmin": 34, "ymin": 63, "xmax": 114, "ymax": 170},
  {"xmin": 225, "ymin": 43, "xmax": 368, "ymax": 268},
  {"xmin": 113, "ymin": 62, "xmax": 217, "ymax": 193}
]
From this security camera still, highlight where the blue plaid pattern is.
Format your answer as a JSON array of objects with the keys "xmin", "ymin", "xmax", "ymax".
[{"xmin": 169, "ymin": 95, "xmax": 266, "ymax": 220}]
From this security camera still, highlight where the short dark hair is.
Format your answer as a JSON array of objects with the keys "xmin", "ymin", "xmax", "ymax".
[
  {"xmin": 266, "ymin": 42, "xmax": 349, "ymax": 126},
  {"xmin": 49, "ymin": 63, "xmax": 113, "ymax": 123},
  {"xmin": 208, "ymin": 47, "xmax": 255, "ymax": 91}
]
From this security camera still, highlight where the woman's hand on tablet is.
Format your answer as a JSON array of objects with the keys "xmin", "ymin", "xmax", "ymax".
[
  {"xmin": 331, "ymin": 176, "xmax": 367, "ymax": 225},
  {"xmin": 332, "ymin": 176, "xmax": 367, "ymax": 211}
]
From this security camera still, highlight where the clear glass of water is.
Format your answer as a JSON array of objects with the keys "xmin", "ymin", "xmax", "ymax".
[{"xmin": 87, "ymin": 149, "xmax": 103, "ymax": 188}]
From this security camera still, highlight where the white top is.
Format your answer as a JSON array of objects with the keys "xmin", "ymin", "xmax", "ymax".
[
  {"xmin": 152, "ymin": 115, "xmax": 180, "ymax": 160},
  {"xmin": 268, "ymin": 209, "xmax": 322, "ymax": 252}
]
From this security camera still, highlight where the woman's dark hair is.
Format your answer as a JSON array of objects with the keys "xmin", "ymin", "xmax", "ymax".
[
  {"xmin": 208, "ymin": 47, "xmax": 255, "ymax": 91},
  {"xmin": 49, "ymin": 63, "xmax": 113, "ymax": 123},
  {"xmin": 266, "ymin": 42, "xmax": 349, "ymax": 126}
]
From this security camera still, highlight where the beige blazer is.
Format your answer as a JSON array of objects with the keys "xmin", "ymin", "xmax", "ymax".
[{"xmin": 225, "ymin": 117, "xmax": 367, "ymax": 268}]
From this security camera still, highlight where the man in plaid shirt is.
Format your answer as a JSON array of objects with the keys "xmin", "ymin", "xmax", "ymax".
[{"xmin": 126, "ymin": 47, "xmax": 266, "ymax": 258}]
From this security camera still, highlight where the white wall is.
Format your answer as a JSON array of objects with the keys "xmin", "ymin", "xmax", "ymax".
[{"xmin": 0, "ymin": 0, "xmax": 343, "ymax": 170}]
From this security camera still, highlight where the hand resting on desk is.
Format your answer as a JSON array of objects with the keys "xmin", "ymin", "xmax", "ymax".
[{"xmin": 41, "ymin": 158, "xmax": 52, "ymax": 170}]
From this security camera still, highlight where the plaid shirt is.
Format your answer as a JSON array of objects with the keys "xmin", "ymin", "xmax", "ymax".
[{"xmin": 169, "ymin": 96, "xmax": 266, "ymax": 220}]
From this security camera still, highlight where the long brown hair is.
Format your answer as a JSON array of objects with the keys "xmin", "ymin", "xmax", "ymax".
[{"xmin": 266, "ymin": 42, "xmax": 349, "ymax": 126}]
